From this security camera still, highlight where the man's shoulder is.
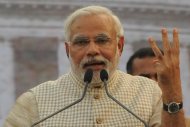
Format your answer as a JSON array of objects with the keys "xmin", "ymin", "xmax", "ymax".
[
  {"xmin": 117, "ymin": 70, "xmax": 155, "ymax": 82},
  {"xmin": 30, "ymin": 73, "xmax": 70, "ymax": 92},
  {"xmin": 116, "ymin": 70, "xmax": 161, "ymax": 92}
]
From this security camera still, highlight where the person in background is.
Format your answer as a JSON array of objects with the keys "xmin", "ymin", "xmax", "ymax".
[
  {"xmin": 126, "ymin": 47, "xmax": 161, "ymax": 81},
  {"xmin": 4, "ymin": 5, "xmax": 186, "ymax": 127},
  {"xmin": 126, "ymin": 47, "xmax": 190, "ymax": 127}
]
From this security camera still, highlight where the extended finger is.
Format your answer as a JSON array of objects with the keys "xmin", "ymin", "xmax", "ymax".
[
  {"xmin": 172, "ymin": 28, "xmax": 179, "ymax": 53},
  {"xmin": 148, "ymin": 37, "xmax": 163, "ymax": 59},
  {"xmin": 172, "ymin": 28, "xmax": 180, "ymax": 65},
  {"xmin": 162, "ymin": 28, "xmax": 171, "ymax": 55}
]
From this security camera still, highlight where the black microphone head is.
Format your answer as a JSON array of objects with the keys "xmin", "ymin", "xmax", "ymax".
[
  {"xmin": 84, "ymin": 68, "xmax": 93, "ymax": 83},
  {"xmin": 100, "ymin": 69, "xmax": 108, "ymax": 82}
]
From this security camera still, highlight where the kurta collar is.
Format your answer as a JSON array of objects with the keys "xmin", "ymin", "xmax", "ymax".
[{"xmin": 69, "ymin": 70, "xmax": 119, "ymax": 91}]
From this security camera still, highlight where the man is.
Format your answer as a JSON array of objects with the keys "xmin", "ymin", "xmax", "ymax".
[
  {"xmin": 126, "ymin": 47, "xmax": 159, "ymax": 81},
  {"xmin": 126, "ymin": 47, "xmax": 163, "ymax": 81},
  {"xmin": 126, "ymin": 47, "xmax": 190, "ymax": 126},
  {"xmin": 4, "ymin": 6, "xmax": 186, "ymax": 127}
]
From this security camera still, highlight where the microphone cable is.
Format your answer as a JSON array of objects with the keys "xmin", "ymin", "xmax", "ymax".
[
  {"xmin": 100, "ymin": 69, "xmax": 149, "ymax": 127},
  {"xmin": 31, "ymin": 69, "xmax": 93, "ymax": 127}
]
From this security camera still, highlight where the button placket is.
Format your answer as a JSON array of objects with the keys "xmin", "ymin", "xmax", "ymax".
[{"xmin": 93, "ymin": 88, "xmax": 102, "ymax": 100}]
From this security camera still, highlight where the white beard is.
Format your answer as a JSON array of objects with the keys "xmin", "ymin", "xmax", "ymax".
[{"xmin": 69, "ymin": 48, "xmax": 120, "ymax": 84}]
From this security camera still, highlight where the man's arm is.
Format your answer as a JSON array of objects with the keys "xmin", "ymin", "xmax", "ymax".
[{"xmin": 148, "ymin": 28, "xmax": 186, "ymax": 127}]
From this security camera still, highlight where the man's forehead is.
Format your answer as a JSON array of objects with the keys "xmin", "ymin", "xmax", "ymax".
[
  {"xmin": 132, "ymin": 57, "xmax": 156, "ymax": 73},
  {"xmin": 70, "ymin": 14, "xmax": 116, "ymax": 37},
  {"xmin": 134, "ymin": 57, "xmax": 156, "ymax": 64},
  {"xmin": 72, "ymin": 33, "xmax": 110, "ymax": 39}
]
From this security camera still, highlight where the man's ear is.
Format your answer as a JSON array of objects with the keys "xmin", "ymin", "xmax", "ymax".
[
  {"xmin": 65, "ymin": 42, "xmax": 69, "ymax": 58},
  {"xmin": 118, "ymin": 36, "xmax": 124, "ymax": 56}
]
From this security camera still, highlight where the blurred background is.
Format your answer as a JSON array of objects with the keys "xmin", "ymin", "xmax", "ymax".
[{"xmin": 0, "ymin": 0, "xmax": 190, "ymax": 126}]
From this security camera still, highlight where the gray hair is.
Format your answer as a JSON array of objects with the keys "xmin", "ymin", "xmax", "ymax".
[{"xmin": 64, "ymin": 5, "xmax": 124, "ymax": 42}]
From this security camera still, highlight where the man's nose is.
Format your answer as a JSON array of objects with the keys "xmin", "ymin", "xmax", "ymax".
[{"xmin": 86, "ymin": 41, "xmax": 100, "ymax": 56}]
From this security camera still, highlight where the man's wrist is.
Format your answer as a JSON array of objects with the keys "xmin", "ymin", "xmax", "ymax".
[
  {"xmin": 162, "ymin": 90, "xmax": 183, "ymax": 103},
  {"xmin": 163, "ymin": 102, "xmax": 183, "ymax": 114}
]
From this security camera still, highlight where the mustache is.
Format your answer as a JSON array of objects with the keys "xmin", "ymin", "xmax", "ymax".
[{"xmin": 80, "ymin": 57, "xmax": 108, "ymax": 69}]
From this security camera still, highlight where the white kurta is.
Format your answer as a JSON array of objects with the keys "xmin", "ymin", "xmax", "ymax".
[{"xmin": 3, "ymin": 70, "xmax": 162, "ymax": 127}]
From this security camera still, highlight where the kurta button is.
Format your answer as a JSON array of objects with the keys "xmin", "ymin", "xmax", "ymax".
[
  {"xmin": 94, "ymin": 94, "xmax": 100, "ymax": 99},
  {"xmin": 96, "ymin": 118, "xmax": 103, "ymax": 124}
]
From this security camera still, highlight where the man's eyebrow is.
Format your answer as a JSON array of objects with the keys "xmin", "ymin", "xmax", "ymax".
[
  {"xmin": 72, "ymin": 35, "xmax": 89, "ymax": 41},
  {"xmin": 95, "ymin": 33, "xmax": 110, "ymax": 38}
]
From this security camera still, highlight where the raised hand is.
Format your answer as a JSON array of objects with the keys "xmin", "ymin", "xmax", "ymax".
[{"xmin": 148, "ymin": 28, "xmax": 182, "ymax": 103}]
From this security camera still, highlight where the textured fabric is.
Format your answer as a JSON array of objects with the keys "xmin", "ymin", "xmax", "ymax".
[
  {"xmin": 3, "ymin": 91, "xmax": 39, "ymax": 127},
  {"xmin": 4, "ymin": 70, "xmax": 162, "ymax": 127}
]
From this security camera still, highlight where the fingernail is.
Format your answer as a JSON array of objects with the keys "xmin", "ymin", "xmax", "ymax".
[
  {"xmin": 174, "ymin": 28, "xmax": 178, "ymax": 32},
  {"xmin": 162, "ymin": 28, "xmax": 167, "ymax": 33},
  {"xmin": 148, "ymin": 37, "xmax": 153, "ymax": 42}
]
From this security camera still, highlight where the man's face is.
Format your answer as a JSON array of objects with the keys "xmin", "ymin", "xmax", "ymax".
[
  {"xmin": 65, "ymin": 14, "xmax": 124, "ymax": 84},
  {"xmin": 132, "ymin": 57, "xmax": 158, "ymax": 81}
]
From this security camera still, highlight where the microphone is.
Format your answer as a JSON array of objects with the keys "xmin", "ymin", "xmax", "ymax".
[
  {"xmin": 31, "ymin": 69, "xmax": 93, "ymax": 127},
  {"xmin": 100, "ymin": 69, "xmax": 149, "ymax": 127}
]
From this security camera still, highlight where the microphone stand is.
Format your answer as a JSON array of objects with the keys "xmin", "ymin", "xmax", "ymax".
[
  {"xmin": 103, "ymin": 79, "xmax": 149, "ymax": 127},
  {"xmin": 31, "ymin": 81, "xmax": 90, "ymax": 127}
]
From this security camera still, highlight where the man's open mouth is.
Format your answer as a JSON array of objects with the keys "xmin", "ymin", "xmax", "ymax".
[{"xmin": 83, "ymin": 61, "xmax": 105, "ymax": 68}]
